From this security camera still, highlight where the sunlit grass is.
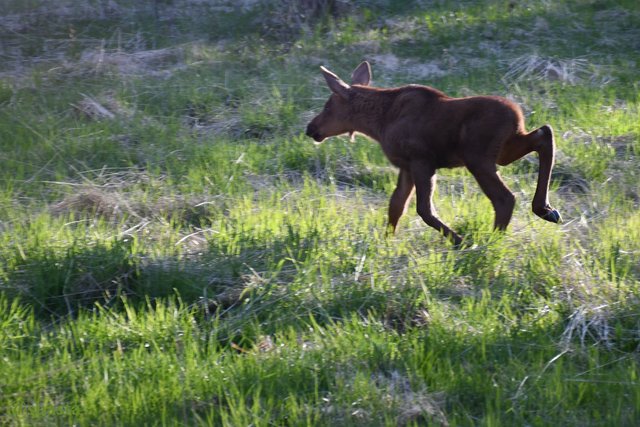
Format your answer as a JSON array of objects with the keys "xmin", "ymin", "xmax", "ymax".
[{"xmin": 1, "ymin": 0, "xmax": 639, "ymax": 425}]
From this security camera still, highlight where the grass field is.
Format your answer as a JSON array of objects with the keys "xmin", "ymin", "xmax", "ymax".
[{"xmin": 1, "ymin": 0, "xmax": 639, "ymax": 425}]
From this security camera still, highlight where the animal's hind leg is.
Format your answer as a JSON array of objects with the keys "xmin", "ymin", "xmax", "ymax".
[
  {"xmin": 498, "ymin": 125, "xmax": 562, "ymax": 223},
  {"xmin": 465, "ymin": 162, "xmax": 516, "ymax": 230}
]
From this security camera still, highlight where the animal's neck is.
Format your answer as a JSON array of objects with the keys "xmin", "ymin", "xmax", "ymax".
[{"xmin": 348, "ymin": 87, "xmax": 394, "ymax": 142}]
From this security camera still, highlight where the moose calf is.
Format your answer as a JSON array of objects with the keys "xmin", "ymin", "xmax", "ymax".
[{"xmin": 306, "ymin": 61, "xmax": 561, "ymax": 245}]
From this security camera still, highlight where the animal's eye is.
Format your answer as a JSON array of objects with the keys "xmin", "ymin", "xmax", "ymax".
[{"xmin": 324, "ymin": 104, "xmax": 331, "ymax": 113}]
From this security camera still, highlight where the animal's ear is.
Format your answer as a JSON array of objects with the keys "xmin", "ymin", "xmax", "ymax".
[
  {"xmin": 351, "ymin": 61, "xmax": 371, "ymax": 86},
  {"xmin": 320, "ymin": 66, "xmax": 351, "ymax": 99}
]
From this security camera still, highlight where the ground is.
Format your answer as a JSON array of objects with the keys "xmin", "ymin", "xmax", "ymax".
[{"xmin": 1, "ymin": 1, "xmax": 639, "ymax": 425}]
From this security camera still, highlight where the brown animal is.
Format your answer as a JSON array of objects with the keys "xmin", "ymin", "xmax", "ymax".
[{"xmin": 306, "ymin": 61, "xmax": 561, "ymax": 245}]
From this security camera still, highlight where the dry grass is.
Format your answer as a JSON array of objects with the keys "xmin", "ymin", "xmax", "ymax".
[
  {"xmin": 73, "ymin": 94, "xmax": 118, "ymax": 121},
  {"xmin": 561, "ymin": 304, "xmax": 616, "ymax": 349},
  {"xmin": 2, "ymin": 1, "xmax": 639, "ymax": 424},
  {"xmin": 377, "ymin": 371, "xmax": 449, "ymax": 427},
  {"xmin": 51, "ymin": 187, "xmax": 132, "ymax": 220},
  {"xmin": 318, "ymin": 369, "xmax": 448, "ymax": 426},
  {"xmin": 50, "ymin": 185, "xmax": 218, "ymax": 227},
  {"xmin": 503, "ymin": 54, "xmax": 604, "ymax": 85},
  {"xmin": 78, "ymin": 47, "xmax": 186, "ymax": 77},
  {"xmin": 370, "ymin": 53, "xmax": 448, "ymax": 82}
]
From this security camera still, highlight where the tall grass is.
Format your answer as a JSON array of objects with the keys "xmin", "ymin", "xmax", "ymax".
[{"xmin": 1, "ymin": 0, "xmax": 639, "ymax": 425}]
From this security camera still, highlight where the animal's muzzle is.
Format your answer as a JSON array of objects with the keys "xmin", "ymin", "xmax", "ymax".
[{"xmin": 305, "ymin": 123, "xmax": 323, "ymax": 142}]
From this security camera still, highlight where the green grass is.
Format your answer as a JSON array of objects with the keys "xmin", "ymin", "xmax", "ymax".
[{"xmin": 1, "ymin": 0, "xmax": 640, "ymax": 425}]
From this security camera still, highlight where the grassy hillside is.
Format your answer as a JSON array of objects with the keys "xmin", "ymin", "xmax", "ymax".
[{"xmin": 1, "ymin": 0, "xmax": 639, "ymax": 425}]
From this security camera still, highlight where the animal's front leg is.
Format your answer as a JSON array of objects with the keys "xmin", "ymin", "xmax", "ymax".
[
  {"xmin": 387, "ymin": 169, "xmax": 415, "ymax": 235},
  {"xmin": 410, "ymin": 162, "xmax": 463, "ymax": 246}
]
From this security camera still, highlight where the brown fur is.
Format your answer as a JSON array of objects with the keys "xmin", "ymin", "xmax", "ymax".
[{"xmin": 306, "ymin": 62, "xmax": 562, "ymax": 245}]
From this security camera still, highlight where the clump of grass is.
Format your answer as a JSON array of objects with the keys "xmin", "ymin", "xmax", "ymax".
[
  {"xmin": 1, "ymin": 0, "xmax": 640, "ymax": 425},
  {"xmin": 51, "ymin": 187, "xmax": 130, "ymax": 220},
  {"xmin": 50, "ymin": 185, "xmax": 218, "ymax": 227},
  {"xmin": 503, "ymin": 54, "xmax": 602, "ymax": 85}
]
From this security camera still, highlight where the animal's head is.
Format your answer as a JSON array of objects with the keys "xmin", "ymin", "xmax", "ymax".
[{"xmin": 305, "ymin": 61, "xmax": 372, "ymax": 143}]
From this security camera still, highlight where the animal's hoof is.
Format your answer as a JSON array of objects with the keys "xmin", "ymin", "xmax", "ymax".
[{"xmin": 542, "ymin": 209, "xmax": 562, "ymax": 224}]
